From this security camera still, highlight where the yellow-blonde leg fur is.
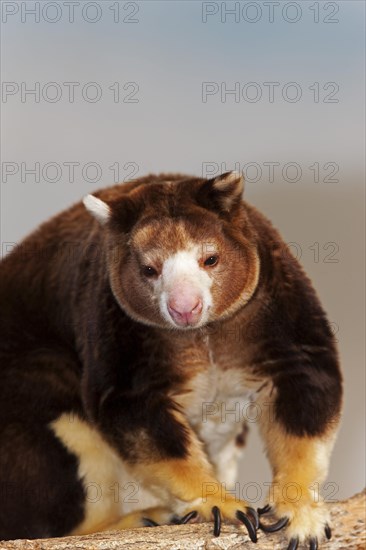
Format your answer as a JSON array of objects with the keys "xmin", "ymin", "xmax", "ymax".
[
  {"xmin": 259, "ymin": 406, "xmax": 337, "ymax": 545},
  {"xmin": 103, "ymin": 506, "xmax": 175, "ymax": 530}
]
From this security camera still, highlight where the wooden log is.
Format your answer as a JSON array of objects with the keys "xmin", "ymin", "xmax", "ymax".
[{"xmin": 1, "ymin": 490, "xmax": 365, "ymax": 550}]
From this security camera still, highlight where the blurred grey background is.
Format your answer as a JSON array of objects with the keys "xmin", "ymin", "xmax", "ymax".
[{"xmin": 1, "ymin": 1, "xmax": 365, "ymax": 502}]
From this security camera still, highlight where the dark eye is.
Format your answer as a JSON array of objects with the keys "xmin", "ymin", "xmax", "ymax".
[
  {"xmin": 204, "ymin": 255, "xmax": 219, "ymax": 267},
  {"xmin": 142, "ymin": 265, "xmax": 158, "ymax": 278}
]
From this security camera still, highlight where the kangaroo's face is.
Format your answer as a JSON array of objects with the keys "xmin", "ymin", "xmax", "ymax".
[{"xmin": 84, "ymin": 172, "xmax": 260, "ymax": 329}]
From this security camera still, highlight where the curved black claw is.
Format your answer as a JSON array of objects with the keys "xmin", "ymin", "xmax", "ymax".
[
  {"xmin": 236, "ymin": 510, "xmax": 258, "ymax": 543},
  {"xmin": 142, "ymin": 517, "xmax": 159, "ymax": 527},
  {"xmin": 257, "ymin": 503, "xmax": 272, "ymax": 515},
  {"xmin": 259, "ymin": 516, "xmax": 289, "ymax": 533},
  {"xmin": 287, "ymin": 537, "xmax": 299, "ymax": 550},
  {"xmin": 324, "ymin": 524, "xmax": 332, "ymax": 540},
  {"xmin": 170, "ymin": 515, "xmax": 183, "ymax": 525},
  {"xmin": 212, "ymin": 506, "xmax": 221, "ymax": 537},
  {"xmin": 180, "ymin": 510, "xmax": 198, "ymax": 524},
  {"xmin": 309, "ymin": 537, "xmax": 318, "ymax": 550},
  {"xmin": 246, "ymin": 507, "xmax": 259, "ymax": 530}
]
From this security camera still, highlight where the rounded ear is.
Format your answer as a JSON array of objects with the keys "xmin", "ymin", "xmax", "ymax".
[
  {"xmin": 196, "ymin": 171, "xmax": 244, "ymax": 214},
  {"xmin": 197, "ymin": 171, "xmax": 244, "ymax": 214}
]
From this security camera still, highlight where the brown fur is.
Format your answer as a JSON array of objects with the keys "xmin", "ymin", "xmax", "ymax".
[{"xmin": 0, "ymin": 172, "xmax": 342, "ymax": 545}]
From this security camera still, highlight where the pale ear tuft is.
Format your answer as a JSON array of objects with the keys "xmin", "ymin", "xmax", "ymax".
[
  {"xmin": 212, "ymin": 171, "xmax": 244, "ymax": 211},
  {"xmin": 213, "ymin": 170, "xmax": 244, "ymax": 193},
  {"xmin": 83, "ymin": 194, "xmax": 111, "ymax": 224}
]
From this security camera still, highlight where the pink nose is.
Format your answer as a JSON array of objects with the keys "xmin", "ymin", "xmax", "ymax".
[{"xmin": 168, "ymin": 295, "xmax": 203, "ymax": 326}]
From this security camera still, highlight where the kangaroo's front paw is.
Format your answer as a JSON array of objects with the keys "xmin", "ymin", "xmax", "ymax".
[
  {"xmin": 258, "ymin": 499, "xmax": 331, "ymax": 549},
  {"xmin": 177, "ymin": 494, "xmax": 258, "ymax": 541}
]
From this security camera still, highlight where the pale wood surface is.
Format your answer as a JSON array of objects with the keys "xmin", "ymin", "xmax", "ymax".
[{"xmin": 1, "ymin": 490, "xmax": 365, "ymax": 549}]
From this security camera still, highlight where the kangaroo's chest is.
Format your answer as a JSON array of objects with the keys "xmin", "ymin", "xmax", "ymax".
[{"xmin": 173, "ymin": 339, "xmax": 258, "ymax": 454}]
